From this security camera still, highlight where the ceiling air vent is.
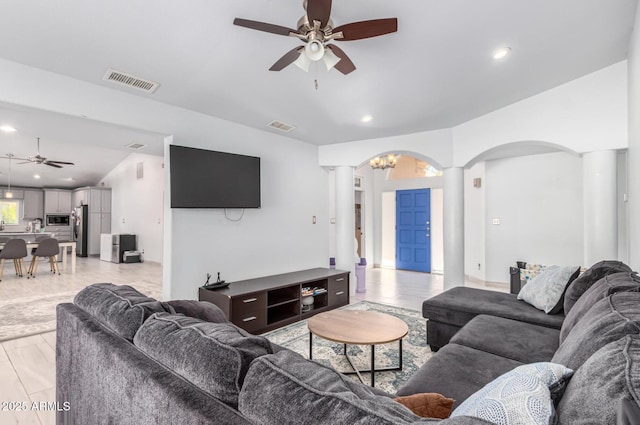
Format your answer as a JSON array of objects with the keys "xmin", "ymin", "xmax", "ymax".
[
  {"xmin": 126, "ymin": 143, "xmax": 147, "ymax": 150},
  {"xmin": 103, "ymin": 69, "xmax": 160, "ymax": 93},
  {"xmin": 266, "ymin": 120, "xmax": 296, "ymax": 133}
]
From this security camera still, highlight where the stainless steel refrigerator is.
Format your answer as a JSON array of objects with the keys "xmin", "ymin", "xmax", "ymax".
[{"xmin": 73, "ymin": 205, "xmax": 88, "ymax": 257}]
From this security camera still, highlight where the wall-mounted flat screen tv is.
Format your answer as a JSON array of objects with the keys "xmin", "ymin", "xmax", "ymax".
[{"xmin": 170, "ymin": 145, "xmax": 261, "ymax": 208}]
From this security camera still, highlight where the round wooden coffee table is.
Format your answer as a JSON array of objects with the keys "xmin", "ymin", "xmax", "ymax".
[{"xmin": 307, "ymin": 309, "xmax": 409, "ymax": 387}]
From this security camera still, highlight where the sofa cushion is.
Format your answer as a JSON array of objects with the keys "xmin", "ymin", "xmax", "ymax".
[
  {"xmin": 73, "ymin": 283, "xmax": 170, "ymax": 341},
  {"xmin": 451, "ymin": 362, "xmax": 573, "ymax": 425},
  {"xmin": 559, "ymin": 271, "xmax": 640, "ymax": 343},
  {"xmin": 450, "ymin": 315, "xmax": 559, "ymax": 364},
  {"xmin": 557, "ymin": 335, "xmax": 640, "ymax": 424},
  {"xmin": 517, "ymin": 265, "xmax": 580, "ymax": 314},
  {"xmin": 563, "ymin": 260, "xmax": 632, "ymax": 314},
  {"xmin": 133, "ymin": 313, "xmax": 273, "ymax": 408},
  {"xmin": 423, "ymin": 287, "xmax": 564, "ymax": 330},
  {"xmin": 237, "ymin": 349, "xmax": 433, "ymax": 424},
  {"xmin": 552, "ymin": 291, "xmax": 640, "ymax": 371},
  {"xmin": 165, "ymin": 299, "xmax": 229, "ymax": 323},
  {"xmin": 396, "ymin": 343, "xmax": 524, "ymax": 408}
]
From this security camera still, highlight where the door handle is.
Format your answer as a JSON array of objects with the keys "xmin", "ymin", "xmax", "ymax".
[{"xmin": 243, "ymin": 298, "xmax": 258, "ymax": 303}]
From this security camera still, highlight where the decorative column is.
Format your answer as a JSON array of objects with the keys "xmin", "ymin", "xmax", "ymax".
[
  {"xmin": 335, "ymin": 166, "xmax": 356, "ymax": 295},
  {"xmin": 583, "ymin": 150, "xmax": 618, "ymax": 266},
  {"xmin": 443, "ymin": 167, "xmax": 464, "ymax": 290}
]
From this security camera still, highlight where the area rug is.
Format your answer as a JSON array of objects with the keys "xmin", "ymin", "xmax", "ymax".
[
  {"xmin": 262, "ymin": 301, "xmax": 431, "ymax": 395},
  {"xmin": 0, "ymin": 280, "xmax": 162, "ymax": 342}
]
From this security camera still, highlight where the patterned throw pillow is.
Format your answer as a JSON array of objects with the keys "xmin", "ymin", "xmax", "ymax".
[
  {"xmin": 517, "ymin": 265, "xmax": 580, "ymax": 314},
  {"xmin": 451, "ymin": 362, "xmax": 574, "ymax": 425}
]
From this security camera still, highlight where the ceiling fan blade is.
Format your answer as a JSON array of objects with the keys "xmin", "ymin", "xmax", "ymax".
[
  {"xmin": 306, "ymin": 0, "xmax": 332, "ymax": 28},
  {"xmin": 333, "ymin": 18, "xmax": 398, "ymax": 41},
  {"xmin": 326, "ymin": 45, "xmax": 356, "ymax": 75},
  {"xmin": 45, "ymin": 160, "xmax": 75, "ymax": 165},
  {"xmin": 43, "ymin": 162, "xmax": 63, "ymax": 169},
  {"xmin": 233, "ymin": 18, "xmax": 297, "ymax": 37},
  {"xmin": 269, "ymin": 47, "xmax": 304, "ymax": 71}
]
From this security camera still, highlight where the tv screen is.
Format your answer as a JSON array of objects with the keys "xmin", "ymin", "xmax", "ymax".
[{"xmin": 170, "ymin": 145, "xmax": 261, "ymax": 208}]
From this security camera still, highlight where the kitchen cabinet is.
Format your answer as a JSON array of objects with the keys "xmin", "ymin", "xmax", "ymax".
[
  {"xmin": 23, "ymin": 189, "xmax": 44, "ymax": 219},
  {"xmin": 45, "ymin": 189, "xmax": 72, "ymax": 214},
  {"xmin": 88, "ymin": 212, "xmax": 111, "ymax": 255},
  {"xmin": 89, "ymin": 188, "xmax": 111, "ymax": 213}
]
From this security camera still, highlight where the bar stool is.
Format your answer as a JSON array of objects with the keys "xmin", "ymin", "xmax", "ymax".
[
  {"xmin": 28, "ymin": 237, "xmax": 61, "ymax": 278},
  {"xmin": 0, "ymin": 239, "xmax": 28, "ymax": 281}
]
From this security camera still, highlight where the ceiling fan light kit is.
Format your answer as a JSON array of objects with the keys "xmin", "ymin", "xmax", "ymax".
[{"xmin": 234, "ymin": 0, "xmax": 398, "ymax": 76}]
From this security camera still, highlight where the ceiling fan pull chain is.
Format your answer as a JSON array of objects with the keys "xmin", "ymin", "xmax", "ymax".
[{"xmin": 314, "ymin": 61, "xmax": 319, "ymax": 90}]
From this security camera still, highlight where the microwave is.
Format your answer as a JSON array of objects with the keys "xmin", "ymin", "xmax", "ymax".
[{"xmin": 46, "ymin": 214, "xmax": 71, "ymax": 226}]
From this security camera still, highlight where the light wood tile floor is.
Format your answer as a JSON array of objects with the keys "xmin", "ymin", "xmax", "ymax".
[{"xmin": 0, "ymin": 262, "xmax": 506, "ymax": 425}]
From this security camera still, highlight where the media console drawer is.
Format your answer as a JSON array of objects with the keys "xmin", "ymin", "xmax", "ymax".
[{"xmin": 198, "ymin": 268, "xmax": 350, "ymax": 334}]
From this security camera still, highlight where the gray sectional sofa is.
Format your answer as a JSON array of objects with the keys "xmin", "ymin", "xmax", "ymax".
[
  {"xmin": 56, "ymin": 261, "xmax": 640, "ymax": 424},
  {"xmin": 56, "ymin": 283, "xmax": 483, "ymax": 424},
  {"xmin": 413, "ymin": 260, "xmax": 640, "ymax": 424}
]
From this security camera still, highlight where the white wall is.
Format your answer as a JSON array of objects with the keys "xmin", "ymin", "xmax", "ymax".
[
  {"xmin": 101, "ymin": 152, "xmax": 164, "ymax": 263},
  {"xmin": 165, "ymin": 136, "xmax": 329, "ymax": 299},
  {"xmin": 453, "ymin": 61, "xmax": 628, "ymax": 166},
  {"xmin": 0, "ymin": 59, "xmax": 331, "ymax": 300},
  {"xmin": 484, "ymin": 152, "xmax": 584, "ymax": 282},
  {"xmin": 464, "ymin": 162, "xmax": 486, "ymax": 280},
  {"xmin": 629, "ymin": 7, "xmax": 640, "ymax": 271}
]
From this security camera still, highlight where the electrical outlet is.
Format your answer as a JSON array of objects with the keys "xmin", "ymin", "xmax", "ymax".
[
  {"xmin": 478, "ymin": 263, "xmax": 481, "ymax": 270},
  {"xmin": 122, "ymin": 218, "xmax": 125, "ymax": 224}
]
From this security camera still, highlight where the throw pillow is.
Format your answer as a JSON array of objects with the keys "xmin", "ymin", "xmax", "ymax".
[
  {"xmin": 451, "ymin": 362, "xmax": 574, "ymax": 425},
  {"xmin": 517, "ymin": 265, "xmax": 580, "ymax": 314},
  {"xmin": 563, "ymin": 260, "xmax": 632, "ymax": 314},
  {"xmin": 394, "ymin": 393, "xmax": 454, "ymax": 419}
]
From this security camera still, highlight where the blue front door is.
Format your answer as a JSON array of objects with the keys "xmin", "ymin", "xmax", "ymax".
[{"xmin": 396, "ymin": 189, "xmax": 431, "ymax": 272}]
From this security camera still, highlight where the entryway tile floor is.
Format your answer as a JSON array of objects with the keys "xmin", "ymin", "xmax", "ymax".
[{"xmin": 0, "ymin": 263, "xmax": 507, "ymax": 425}]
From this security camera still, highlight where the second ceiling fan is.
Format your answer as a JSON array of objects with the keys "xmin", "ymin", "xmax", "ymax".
[
  {"xmin": 18, "ymin": 138, "xmax": 75, "ymax": 168},
  {"xmin": 234, "ymin": 0, "xmax": 398, "ymax": 75}
]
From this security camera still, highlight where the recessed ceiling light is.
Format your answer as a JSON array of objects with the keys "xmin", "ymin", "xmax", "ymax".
[
  {"xmin": 492, "ymin": 47, "xmax": 511, "ymax": 60},
  {"xmin": 0, "ymin": 125, "xmax": 17, "ymax": 133},
  {"xmin": 361, "ymin": 115, "xmax": 373, "ymax": 123},
  {"xmin": 33, "ymin": 174, "xmax": 40, "ymax": 179}
]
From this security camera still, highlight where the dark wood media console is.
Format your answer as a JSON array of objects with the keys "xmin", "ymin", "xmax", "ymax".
[{"xmin": 198, "ymin": 268, "xmax": 350, "ymax": 334}]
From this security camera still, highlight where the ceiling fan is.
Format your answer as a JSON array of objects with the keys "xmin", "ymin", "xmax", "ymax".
[
  {"xmin": 233, "ymin": 0, "xmax": 398, "ymax": 75},
  {"xmin": 16, "ymin": 138, "xmax": 75, "ymax": 168}
]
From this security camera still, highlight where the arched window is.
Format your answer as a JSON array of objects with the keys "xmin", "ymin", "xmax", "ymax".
[{"xmin": 388, "ymin": 155, "xmax": 443, "ymax": 180}]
